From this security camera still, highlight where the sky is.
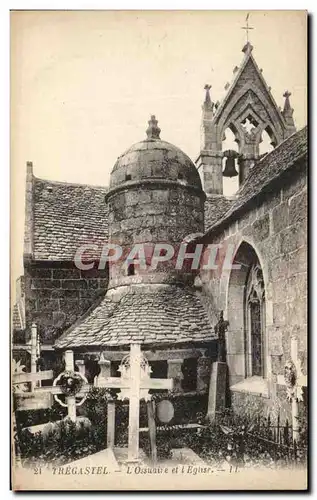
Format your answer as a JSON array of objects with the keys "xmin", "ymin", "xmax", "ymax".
[{"xmin": 10, "ymin": 10, "xmax": 307, "ymax": 295}]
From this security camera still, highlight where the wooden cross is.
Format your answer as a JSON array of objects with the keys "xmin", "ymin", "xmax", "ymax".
[
  {"xmin": 277, "ymin": 337, "xmax": 307, "ymax": 440},
  {"xmin": 95, "ymin": 344, "xmax": 173, "ymax": 462},
  {"xmin": 13, "ymin": 363, "xmax": 56, "ymax": 466},
  {"xmin": 13, "ymin": 369, "xmax": 54, "ymax": 386},
  {"xmin": 30, "ymin": 324, "xmax": 37, "ymax": 391},
  {"xmin": 13, "ymin": 368, "xmax": 55, "ymax": 411}
]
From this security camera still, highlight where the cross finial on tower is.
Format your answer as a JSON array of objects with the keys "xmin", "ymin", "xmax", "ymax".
[
  {"xmin": 282, "ymin": 90, "xmax": 296, "ymax": 132},
  {"xmin": 203, "ymin": 84, "xmax": 213, "ymax": 112},
  {"xmin": 241, "ymin": 13, "xmax": 254, "ymax": 43},
  {"xmin": 146, "ymin": 115, "xmax": 161, "ymax": 140},
  {"xmin": 283, "ymin": 90, "xmax": 292, "ymax": 113},
  {"xmin": 282, "ymin": 90, "xmax": 293, "ymax": 114}
]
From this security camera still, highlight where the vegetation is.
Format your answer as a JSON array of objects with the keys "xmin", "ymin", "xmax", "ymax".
[
  {"xmin": 16, "ymin": 419, "xmax": 103, "ymax": 467},
  {"xmin": 15, "ymin": 389, "xmax": 307, "ymax": 469}
]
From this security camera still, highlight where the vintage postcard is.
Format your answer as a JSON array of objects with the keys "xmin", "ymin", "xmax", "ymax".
[{"xmin": 11, "ymin": 10, "xmax": 308, "ymax": 491}]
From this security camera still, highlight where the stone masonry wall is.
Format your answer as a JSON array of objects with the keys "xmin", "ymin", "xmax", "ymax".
[
  {"xmin": 201, "ymin": 163, "xmax": 307, "ymax": 411},
  {"xmin": 24, "ymin": 263, "xmax": 109, "ymax": 344},
  {"xmin": 108, "ymin": 184, "xmax": 205, "ymax": 288}
]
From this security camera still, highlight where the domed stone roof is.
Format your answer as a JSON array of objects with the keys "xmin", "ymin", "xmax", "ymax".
[{"xmin": 109, "ymin": 116, "xmax": 203, "ymax": 191}]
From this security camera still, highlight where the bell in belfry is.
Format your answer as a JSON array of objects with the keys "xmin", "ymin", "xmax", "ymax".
[{"xmin": 223, "ymin": 155, "xmax": 238, "ymax": 177}]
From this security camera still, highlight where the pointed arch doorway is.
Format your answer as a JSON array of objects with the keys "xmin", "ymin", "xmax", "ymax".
[{"xmin": 225, "ymin": 241, "xmax": 267, "ymax": 389}]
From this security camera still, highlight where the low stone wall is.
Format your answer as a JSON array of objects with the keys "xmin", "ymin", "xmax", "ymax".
[{"xmin": 23, "ymin": 416, "xmax": 92, "ymax": 437}]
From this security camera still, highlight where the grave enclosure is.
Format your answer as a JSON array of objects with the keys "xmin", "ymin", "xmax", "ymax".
[
  {"xmin": 13, "ymin": 324, "xmax": 307, "ymax": 471},
  {"xmin": 13, "ymin": 333, "xmax": 179, "ymax": 465},
  {"xmin": 13, "ymin": 319, "xmax": 228, "ymax": 467}
]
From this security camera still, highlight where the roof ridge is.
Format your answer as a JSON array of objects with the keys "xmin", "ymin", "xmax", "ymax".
[
  {"xmin": 213, "ymin": 47, "xmax": 286, "ymax": 129},
  {"xmin": 33, "ymin": 175, "xmax": 109, "ymax": 191},
  {"xmin": 54, "ymin": 293, "xmax": 110, "ymax": 347},
  {"xmin": 204, "ymin": 126, "xmax": 307, "ymax": 237},
  {"xmin": 212, "ymin": 44, "xmax": 252, "ymax": 121},
  {"xmin": 241, "ymin": 126, "xmax": 307, "ymax": 188},
  {"xmin": 257, "ymin": 125, "xmax": 307, "ymax": 166}
]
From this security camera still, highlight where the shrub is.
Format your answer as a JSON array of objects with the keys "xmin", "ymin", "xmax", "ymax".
[
  {"xmin": 15, "ymin": 389, "xmax": 307, "ymax": 469},
  {"xmin": 17, "ymin": 418, "xmax": 99, "ymax": 466},
  {"xmin": 15, "ymin": 401, "xmax": 67, "ymax": 428}
]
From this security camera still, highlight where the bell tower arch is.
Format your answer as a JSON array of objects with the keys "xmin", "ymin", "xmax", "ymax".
[{"xmin": 196, "ymin": 42, "xmax": 296, "ymax": 196}]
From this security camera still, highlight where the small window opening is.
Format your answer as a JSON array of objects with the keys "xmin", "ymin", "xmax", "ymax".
[
  {"xmin": 83, "ymin": 358, "xmax": 101, "ymax": 384},
  {"xmin": 125, "ymin": 174, "xmax": 132, "ymax": 181},
  {"xmin": 178, "ymin": 173, "xmax": 184, "ymax": 180},
  {"xmin": 149, "ymin": 360, "xmax": 168, "ymax": 379},
  {"xmin": 181, "ymin": 358, "xmax": 197, "ymax": 392},
  {"xmin": 127, "ymin": 263, "xmax": 135, "ymax": 276},
  {"xmin": 111, "ymin": 361, "xmax": 121, "ymax": 377}
]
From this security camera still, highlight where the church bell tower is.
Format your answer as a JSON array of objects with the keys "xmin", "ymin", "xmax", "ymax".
[{"xmin": 197, "ymin": 39, "xmax": 297, "ymax": 196}]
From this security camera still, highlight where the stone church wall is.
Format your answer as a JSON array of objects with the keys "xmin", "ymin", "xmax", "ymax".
[
  {"xmin": 24, "ymin": 263, "xmax": 109, "ymax": 344},
  {"xmin": 201, "ymin": 163, "xmax": 307, "ymax": 411}
]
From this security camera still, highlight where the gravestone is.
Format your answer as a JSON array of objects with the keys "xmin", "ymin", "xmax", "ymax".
[{"xmin": 207, "ymin": 311, "xmax": 229, "ymax": 421}]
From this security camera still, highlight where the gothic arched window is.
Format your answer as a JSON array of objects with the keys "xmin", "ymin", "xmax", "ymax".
[{"xmin": 245, "ymin": 264, "xmax": 266, "ymax": 377}]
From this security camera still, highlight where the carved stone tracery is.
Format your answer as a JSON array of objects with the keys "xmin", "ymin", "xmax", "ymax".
[
  {"xmin": 247, "ymin": 264, "xmax": 265, "ymax": 304},
  {"xmin": 246, "ymin": 264, "xmax": 265, "ymax": 377},
  {"xmin": 199, "ymin": 47, "xmax": 296, "ymax": 194}
]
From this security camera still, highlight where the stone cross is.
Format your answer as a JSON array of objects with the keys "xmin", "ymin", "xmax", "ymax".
[
  {"xmin": 52, "ymin": 350, "xmax": 89, "ymax": 421},
  {"xmin": 13, "ymin": 368, "xmax": 55, "ymax": 413},
  {"xmin": 96, "ymin": 344, "xmax": 173, "ymax": 462},
  {"xmin": 14, "ymin": 351, "xmax": 115, "ymax": 445},
  {"xmin": 13, "ymin": 369, "xmax": 54, "ymax": 388},
  {"xmin": 277, "ymin": 337, "xmax": 307, "ymax": 440},
  {"xmin": 15, "ymin": 350, "xmax": 90, "ymax": 421},
  {"xmin": 13, "ymin": 343, "xmax": 173, "ymax": 462},
  {"xmin": 30, "ymin": 323, "xmax": 38, "ymax": 391}
]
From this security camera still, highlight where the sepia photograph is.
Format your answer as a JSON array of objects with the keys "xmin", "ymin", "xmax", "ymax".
[{"xmin": 10, "ymin": 9, "xmax": 308, "ymax": 491}]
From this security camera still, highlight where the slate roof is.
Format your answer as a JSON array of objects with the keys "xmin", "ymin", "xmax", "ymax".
[
  {"xmin": 110, "ymin": 138, "xmax": 203, "ymax": 191},
  {"xmin": 32, "ymin": 177, "xmax": 109, "ymax": 261},
  {"xmin": 204, "ymin": 196, "xmax": 234, "ymax": 230},
  {"xmin": 204, "ymin": 126, "xmax": 308, "ymax": 236},
  {"xmin": 54, "ymin": 285, "xmax": 216, "ymax": 349}
]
